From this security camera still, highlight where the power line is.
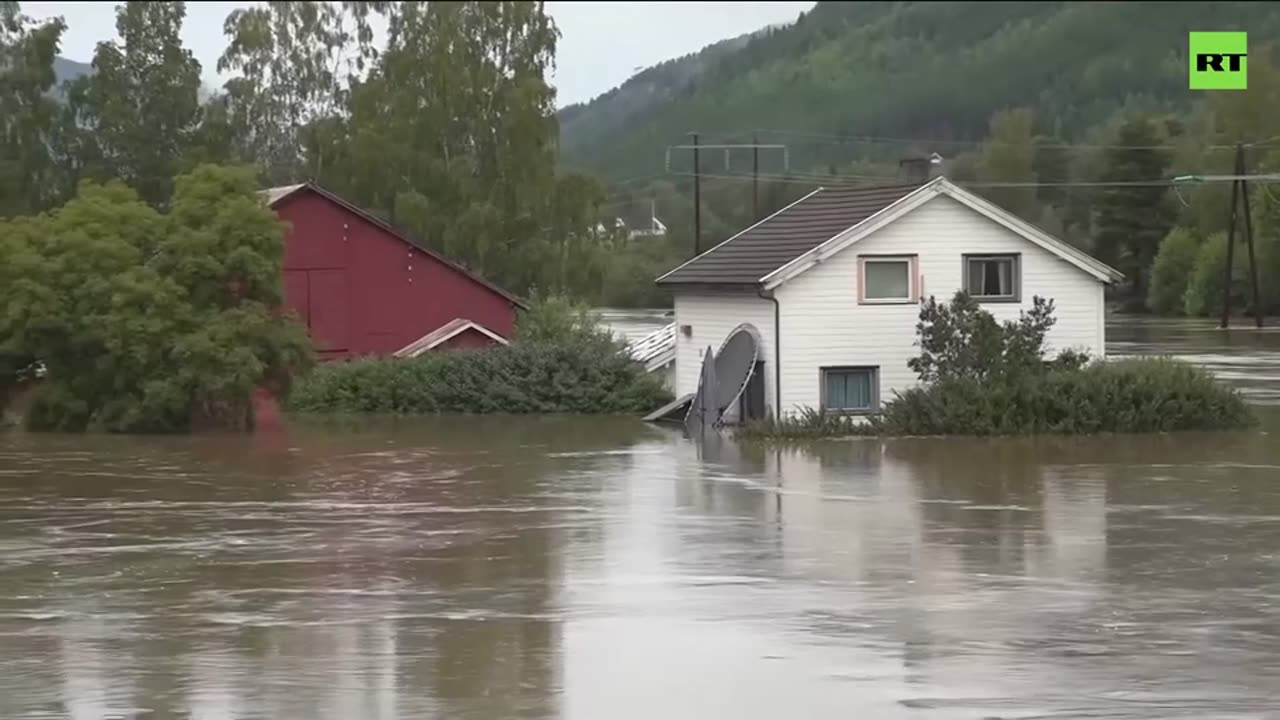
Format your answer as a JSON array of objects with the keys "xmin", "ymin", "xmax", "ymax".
[
  {"xmin": 671, "ymin": 170, "xmax": 1190, "ymax": 188},
  {"xmin": 751, "ymin": 127, "xmax": 1280, "ymax": 152}
]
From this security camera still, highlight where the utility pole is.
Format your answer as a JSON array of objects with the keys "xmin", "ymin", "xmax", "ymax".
[
  {"xmin": 753, "ymin": 131, "xmax": 760, "ymax": 221},
  {"xmin": 1243, "ymin": 153, "xmax": 1263, "ymax": 330},
  {"xmin": 692, "ymin": 132, "xmax": 701, "ymax": 257},
  {"xmin": 662, "ymin": 139, "xmax": 788, "ymax": 256},
  {"xmin": 1221, "ymin": 150, "xmax": 1239, "ymax": 329},
  {"xmin": 1175, "ymin": 161, "xmax": 1280, "ymax": 329},
  {"xmin": 1218, "ymin": 144, "xmax": 1263, "ymax": 329}
]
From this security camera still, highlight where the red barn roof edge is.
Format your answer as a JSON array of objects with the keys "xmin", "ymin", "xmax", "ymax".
[{"xmin": 266, "ymin": 182, "xmax": 528, "ymax": 310}]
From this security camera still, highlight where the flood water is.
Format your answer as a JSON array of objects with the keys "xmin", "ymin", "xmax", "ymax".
[{"xmin": 3, "ymin": 316, "xmax": 1280, "ymax": 719}]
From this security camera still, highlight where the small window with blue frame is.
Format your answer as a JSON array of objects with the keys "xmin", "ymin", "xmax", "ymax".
[{"xmin": 822, "ymin": 366, "xmax": 878, "ymax": 414}]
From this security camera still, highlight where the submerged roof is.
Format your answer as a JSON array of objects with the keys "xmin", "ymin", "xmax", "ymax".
[
  {"xmin": 393, "ymin": 318, "xmax": 509, "ymax": 357},
  {"xmin": 261, "ymin": 183, "xmax": 305, "ymax": 206},
  {"xmin": 656, "ymin": 177, "xmax": 1122, "ymax": 288},
  {"xmin": 627, "ymin": 322, "xmax": 675, "ymax": 372},
  {"xmin": 260, "ymin": 182, "xmax": 526, "ymax": 309},
  {"xmin": 657, "ymin": 182, "xmax": 923, "ymax": 286}
]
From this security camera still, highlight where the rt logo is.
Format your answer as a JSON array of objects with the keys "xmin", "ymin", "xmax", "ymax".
[{"xmin": 1190, "ymin": 32, "xmax": 1247, "ymax": 90}]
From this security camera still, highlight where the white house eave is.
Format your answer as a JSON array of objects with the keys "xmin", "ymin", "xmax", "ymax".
[
  {"xmin": 936, "ymin": 180, "xmax": 1124, "ymax": 284},
  {"xmin": 761, "ymin": 177, "xmax": 1122, "ymax": 291},
  {"xmin": 760, "ymin": 179, "xmax": 944, "ymax": 290},
  {"xmin": 655, "ymin": 187, "xmax": 823, "ymax": 284}
]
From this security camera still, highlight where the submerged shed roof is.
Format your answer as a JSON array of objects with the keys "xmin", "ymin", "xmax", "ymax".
[{"xmin": 656, "ymin": 182, "xmax": 923, "ymax": 286}]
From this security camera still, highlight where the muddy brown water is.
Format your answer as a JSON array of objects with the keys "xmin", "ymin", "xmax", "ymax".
[{"xmin": 3, "ymin": 316, "xmax": 1280, "ymax": 719}]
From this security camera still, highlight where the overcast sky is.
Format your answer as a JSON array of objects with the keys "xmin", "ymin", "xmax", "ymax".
[{"xmin": 24, "ymin": 1, "xmax": 812, "ymax": 106}]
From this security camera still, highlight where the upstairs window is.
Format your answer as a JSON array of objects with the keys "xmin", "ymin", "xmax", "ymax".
[
  {"xmin": 859, "ymin": 255, "xmax": 917, "ymax": 303},
  {"xmin": 965, "ymin": 254, "xmax": 1020, "ymax": 301}
]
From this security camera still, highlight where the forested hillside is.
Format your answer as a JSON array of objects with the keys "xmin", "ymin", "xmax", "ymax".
[
  {"xmin": 560, "ymin": 2, "xmax": 1275, "ymax": 179},
  {"xmin": 564, "ymin": 1, "xmax": 1280, "ymax": 312},
  {"xmin": 557, "ymin": 32, "xmax": 754, "ymax": 162}
]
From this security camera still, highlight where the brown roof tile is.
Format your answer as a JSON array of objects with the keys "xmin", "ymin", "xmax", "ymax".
[{"xmin": 656, "ymin": 182, "xmax": 922, "ymax": 286}]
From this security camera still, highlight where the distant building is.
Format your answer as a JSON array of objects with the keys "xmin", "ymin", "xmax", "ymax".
[
  {"xmin": 595, "ymin": 200, "xmax": 667, "ymax": 239},
  {"xmin": 262, "ymin": 184, "xmax": 523, "ymax": 361}
]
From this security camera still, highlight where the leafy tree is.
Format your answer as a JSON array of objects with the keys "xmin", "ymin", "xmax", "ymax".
[
  {"xmin": 217, "ymin": 1, "xmax": 384, "ymax": 182},
  {"xmin": 1183, "ymin": 231, "xmax": 1249, "ymax": 318},
  {"xmin": 1147, "ymin": 227, "xmax": 1201, "ymax": 315},
  {"xmin": 974, "ymin": 108, "xmax": 1039, "ymax": 220},
  {"xmin": 908, "ymin": 292, "xmax": 1085, "ymax": 384},
  {"xmin": 0, "ymin": 165, "xmax": 313, "ymax": 432},
  {"xmin": 63, "ymin": 1, "xmax": 203, "ymax": 207},
  {"xmin": 312, "ymin": 1, "xmax": 605, "ymax": 297},
  {"xmin": 515, "ymin": 289, "xmax": 614, "ymax": 347},
  {"xmin": 1209, "ymin": 50, "xmax": 1280, "ymax": 145},
  {"xmin": 0, "ymin": 2, "xmax": 66, "ymax": 216},
  {"xmin": 1091, "ymin": 118, "xmax": 1173, "ymax": 308}
]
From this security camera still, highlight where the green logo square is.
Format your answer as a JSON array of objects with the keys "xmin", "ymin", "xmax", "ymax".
[{"xmin": 1190, "ymin": 32, "xmax": 1247, "ymax": 90}]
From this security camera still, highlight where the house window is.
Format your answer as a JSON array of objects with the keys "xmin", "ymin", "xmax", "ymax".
[
  {"xmin": 965, "ymin": 254, "xmax": 1020, "ymax": 301},
  {"xmin": 860, "ymin": 256, "xmax": 916, "ymax": 303},
  {"xmin": 821, "ymin": 366, "xmax": 879, "ymax": 414}
]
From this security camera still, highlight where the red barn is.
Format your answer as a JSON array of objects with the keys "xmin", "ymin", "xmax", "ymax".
[{"xmin": 263, "ymin": 183, "xmax": 522, "ymax": 361}]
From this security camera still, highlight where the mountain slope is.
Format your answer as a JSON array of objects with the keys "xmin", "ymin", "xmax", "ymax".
[
  {"xmin": 556, "ymin": 31, "xmax": 756, "ymax": 166},
  {"xmin": 53, "ymin": 57, "xmax": 92, "ymax": 84},
  {"xmin": 561, "ymin": 1, "xmax": 1280, "ymax": 182}
]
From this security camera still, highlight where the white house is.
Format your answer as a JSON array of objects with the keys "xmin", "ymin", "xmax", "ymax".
[{"xmin": 654, "ymin": 176, "xmax": 1123, "ymax": 422}]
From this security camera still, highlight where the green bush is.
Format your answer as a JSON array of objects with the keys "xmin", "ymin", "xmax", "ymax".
[
  {"xmin": 1147, "ymin": 227, "xmax": 1201, "ymax": 314},
  {"xmin": 740, "ymin": 294, "xmax": 1255, "ymax": 439},
  {"xmin": 515, "ymin": 289, "xmax": 603, "ymax": 344},
  {"xmin": 909, "ymin": 292, "xmax": 1088, "ymax": 383},
  {"xmin": 870, "ymin": 358, "xmax": 1254, "ymax": 436},
  {"xmin": 287, "ymin": 340, "xmax": 672, "ymax": 415}
]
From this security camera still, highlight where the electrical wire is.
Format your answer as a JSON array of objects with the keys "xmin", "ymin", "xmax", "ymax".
[
  {"xmin": 749, "ymin": 127, "xmax": 1259, "ymax": 152},
  {"xmin": 669, "ymin": 170, "xmax": 1183, "ymax": 188}
]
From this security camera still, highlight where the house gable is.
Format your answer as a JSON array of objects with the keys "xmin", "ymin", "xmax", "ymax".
[
  {"xmin": 761, "ymin": 178, "xmax": 1121, "ymax": 290},
  {"xmin": 772, "ymin": 192, "xmax": 1108, "ymax": 413}
]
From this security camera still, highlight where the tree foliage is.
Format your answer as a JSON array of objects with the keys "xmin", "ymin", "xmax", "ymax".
[
  {"xmin": 62, "ymin": 1, "xmax": 204, "ymax": 207},
  {"xmin": 0, "ymin": 165, "xmax": 313, "ymax": 432},
  {"xmin": 0, "ymin": 2, "xmax": 66, "ymax": 217},
  {"xmin": 1091, "ymin": 118, "xmax": 1174, "ymax": 308},
  {"xmin": 975, "ymin": 108, "xmax": 1038, "ymax": 220},
  {"xmin": 217, "ymin": 1, "xmax": 383, "ymax": 183},
  {"xmin": 1147, "ymin": 227, "xmax": 1201, "ymax": 315},
  {"xmin": 908, "ymin": 292, "xmax": 1087, "ymax": 385}
]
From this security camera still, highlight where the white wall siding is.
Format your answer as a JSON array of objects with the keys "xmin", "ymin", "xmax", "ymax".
[
  {"xmin": 775, "ymin": 195, "xmax": 1105, "ymax": 413},
  {"xmin": 673, "ymin": 293, "xmax": 776, "ymax": 420}
]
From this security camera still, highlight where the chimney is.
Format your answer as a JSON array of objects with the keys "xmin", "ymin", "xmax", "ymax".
[{"xmin": 898, "ymin": 152, "xmax": 944, "ymax": 182}]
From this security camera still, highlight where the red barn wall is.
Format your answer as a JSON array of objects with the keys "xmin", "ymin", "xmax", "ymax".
[{"xmin": 274, "ymin": 190, "xmax": 517, "ymax": 360}]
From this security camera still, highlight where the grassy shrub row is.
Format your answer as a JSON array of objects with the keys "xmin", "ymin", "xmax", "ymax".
[
  {"xmin": 288, "ymin": 341, "xmax": 672, "ymax": 415},
  {"xmin": 736, "ymin": 407, "xmax": 876, "ymax": 441}
]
